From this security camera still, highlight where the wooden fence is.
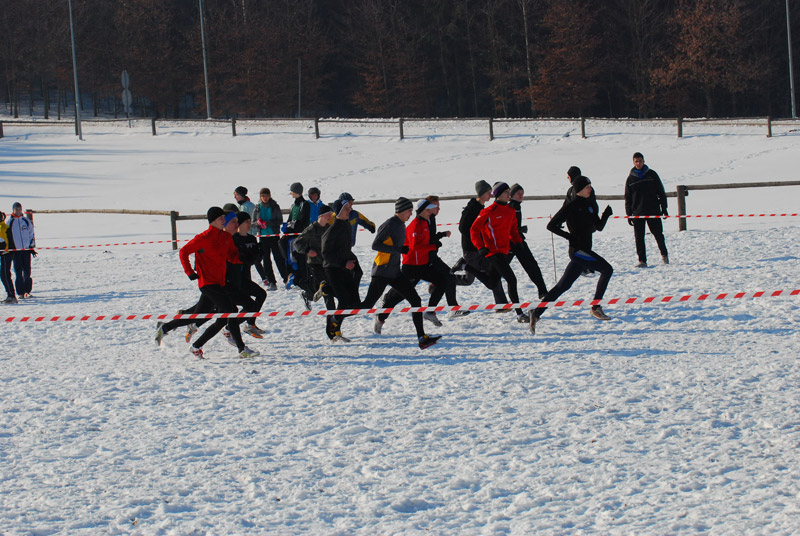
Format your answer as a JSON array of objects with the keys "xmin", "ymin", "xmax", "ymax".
[
  {"xmin": 25, "ymin": 181, "xmax": 799, "ymax": 250},
  {"xmin": 3, "ymin": 116, "xmax": 798, "ymax": 141}
]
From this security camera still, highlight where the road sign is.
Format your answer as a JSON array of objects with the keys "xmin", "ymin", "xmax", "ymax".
[{"xmin": 122, "ymin": 89, "xmax": 132, "ymax": 112}]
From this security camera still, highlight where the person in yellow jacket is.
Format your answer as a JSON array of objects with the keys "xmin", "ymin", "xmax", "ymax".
[{"xmin": 0, "ymin": 213, "xmax": 16, "ymax": 303}]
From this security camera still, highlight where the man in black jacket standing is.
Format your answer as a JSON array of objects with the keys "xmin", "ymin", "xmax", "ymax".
[{"xmin": 625, "ymin": 152, "xmax": 669, "ymax": 267}]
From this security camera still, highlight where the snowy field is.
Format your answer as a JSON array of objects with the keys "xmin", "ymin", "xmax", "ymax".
[{"xmin": 1, "ymin": 119, "xmax": 799, "ymax": 534}]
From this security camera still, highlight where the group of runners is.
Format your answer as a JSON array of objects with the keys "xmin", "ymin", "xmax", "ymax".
[{"xmin": 155, "ymin": 152, "xmax": 669, "ymax": 358}]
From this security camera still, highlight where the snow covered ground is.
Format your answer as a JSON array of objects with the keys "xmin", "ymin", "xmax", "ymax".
[{"xmin": 1, "ymin": 119, "xmax": 799, "ymax": 534}]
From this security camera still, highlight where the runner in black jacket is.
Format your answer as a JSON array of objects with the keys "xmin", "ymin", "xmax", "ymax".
[
  {"xmin": 508, "ymin": 184, "xmax": 548, "ymax": 299},
  {"xmin": 530, "ymin": 176, "xmax": 614, "ymax": 333},
  {"xmin": 322, "ymin": 200, "xmax": 360, "ymax": 341},
  {"xmin": 624, "ymin": 152, "xmax": 669, "ymax": 267},
  {"xmin": 454, "ymin": 181, "xmax": 508, "ymax": 304}
]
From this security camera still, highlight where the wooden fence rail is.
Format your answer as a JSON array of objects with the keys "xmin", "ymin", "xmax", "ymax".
[
  {"xmin": 25, "ymin": 181, "xmax": 799, "ymax": 249},
  {"xmin": 3, "ymin": 116, "xmax": 797, "ymax": 141}
]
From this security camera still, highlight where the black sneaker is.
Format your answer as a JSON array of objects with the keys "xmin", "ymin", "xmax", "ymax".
[
  {"xmin": 418, "ymin": 334, "xmax": 442, "ymax": 349},
  {"xmin": 301, "ymin": 291, "xmax": 312, "ymax": 311}
]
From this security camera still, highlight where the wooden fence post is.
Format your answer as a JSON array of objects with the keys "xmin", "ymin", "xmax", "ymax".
[
  {"xmin": 314, "ymin": 117, "xmax": 320, "ymax": 139},
  {"xmin": 151, "ymin": 118, "xmax": 157, "ymax": 136},
  {"xmin": 399, "ymin": 118, "xmax": 404, "ymax": 140},
  {"xmin": 766, "ymin": 116, "xmax": 772, "ymax": 138},
  {"xmin": 170, "ymin": 211, "xmax": 179, "ymax": 250},
  {"xmin": 677, "ymin": 117, "xmax": 683, "ymax": 138},
  {"xmin": 489, "ymin": 117, "xmax": 494, "ymax": 141},
  {"xmin": 231, "ymin": 118, "xmax": 237, "ymax": 137},
  {"xmin": 676, "ymin": 185, "xmax": 688, "ymax": 231},
  {"xmin": 580, "ymin": 117, "xmax": 586, "ymax": 139},
  {"xmin": 0, "ymin": 121, "xmax": 3, "ymax": 138}
]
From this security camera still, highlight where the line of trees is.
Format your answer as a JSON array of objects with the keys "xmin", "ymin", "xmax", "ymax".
[{"xmin": 1, "ymin": 0, "xmax": 797, "ymax": 119}]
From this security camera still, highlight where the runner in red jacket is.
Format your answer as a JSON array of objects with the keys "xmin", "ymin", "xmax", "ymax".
[
  {"xmin": 470, "ymin": 182, "xmax": 528, "ymax": 323},
  {"xmin": 156, "ymin": 207, "xmax": 259, "ymax": 359}
]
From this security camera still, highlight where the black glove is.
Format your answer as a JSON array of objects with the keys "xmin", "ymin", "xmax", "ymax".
[
  {"xmin": 627, "ymin": 217, "xmax": 635, "ymax": 227},
  {"xmin": 662, "ymin": 209, "xmax": 669, "ymax": 217},
  {"xmin": 188, "ymin": 272, "xmax": 199, "ymax": 281},
  {"xmin": 520, "ymin": 225, "xmax": 528, "ymax": 234},
  {"xmin": 433, "ymin": 239, "xmax": 443, "ymax": 249},
  {"xmin": 602, "ymin": 205, "xmax": 613, "ymax": 218},
  {"xmin": 31, "ymin": 249, "xmax": 38, "ymax": 258},
  {"xmin": 401, "ymin": 245, "xmax": 409, "ymax": 254},
  {"xmin": 477, "ymin": 247, "xmax": 490, "ymax": 257}
]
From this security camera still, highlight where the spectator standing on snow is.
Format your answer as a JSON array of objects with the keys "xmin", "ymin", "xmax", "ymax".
[
  {"xmin": 307, "ymin": 187, "xmax": 328, "ymax": 223},
  {"xmin": 7, "ymin": 202, "xmax": 35, "ymax": 299},
  {"xmin": 155, "ymin": 207, "xmax": 259, "ymax": 360},
  {"xmin": 529, "ymin": 176, "xmax": 614, "ymax": 334},
  {"xmin": 625, "ymin": 152, "xmax": 669, "ymax": 267},
  {"xmin": 508, "ymin": 184, "xmax": 549, "ymax": 300},
  {"xmin": 254, "ymin": 187, "xmax": 285, "ymax": 290},
  {"xmin": 281, "ymin": 182, "xmax": 311, "ymax": 289},
  {"xmin": 0, "ymin": 212, "xmax": 16, "ymax": 304},
  {"xmin": 234, "ymin": 186, "xmax": 258, "ymax": 235},
  {"xmin": 362, "ymin": 197, "xmax": 441, "ymax": 349},
  {"xmin": 470, "ymin": 182, "xmax": 528, "ymax": 323}
]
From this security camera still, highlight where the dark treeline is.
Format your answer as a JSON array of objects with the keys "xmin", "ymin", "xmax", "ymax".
[{"xmin": 1, "ymin": 0, "xmax": 797, "ymax": 119}]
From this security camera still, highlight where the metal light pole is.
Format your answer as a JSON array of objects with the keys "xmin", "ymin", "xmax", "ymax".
[
  {"xmin": 67, "ymin": 0, "xmax": 83, "ymax": 140},
  {"xmin": 198, "ymin": 0, "xmax": 212, "ymax": 119},
  {"xmin": 298, "ymin": 58, "xmax": 302, "ymax": 118},
  {"xmin": 788, "ymin": 0, "xmax": 797, "ymax": 118}
]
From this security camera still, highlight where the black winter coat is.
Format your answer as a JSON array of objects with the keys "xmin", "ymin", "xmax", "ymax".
[
  {"xmin": 625, "ymin": 166, "xmax": 667, "ymax": 216},
  {"xmin": 294, "ymin": 222, "xmax": 327, "ymax": 266},
  {"xmin": 548, "ymin": 195, "xmax": 611, "ymax": 252},
  {"xmin": 459, "ymin": 198, "xmax": 484, "ymax": 253},
  {"xmin": 322, "ymin": 218, "xmax": 354, "ymax": 269}
]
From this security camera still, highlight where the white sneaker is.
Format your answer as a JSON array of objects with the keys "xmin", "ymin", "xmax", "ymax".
[
  {"xmin": 189, "ymin": 345, "xmax": 205, "ymax": 359},
  {"xmin": 238, "ymin": 346, "xmax": 260, "ymax": 359},
  {"xmin": 374, "ymin": 317, "xmax": 384, "ymax": 335},
  {"xmin": 422, "ymin": 311, "xmax": 443, "ymax": 327},
  {"xmin": 222, "ymin": 327, "xmax": 237, "ymax": 347}
]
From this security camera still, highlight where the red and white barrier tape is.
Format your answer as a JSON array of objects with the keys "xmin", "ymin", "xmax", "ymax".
[
  {"xmin": 7, "ymin": 212, "xmax": 799, "ymax": 253},
  {"xmin": 3, "ymin": 289, "xmax": 797, "ymax": 323}
]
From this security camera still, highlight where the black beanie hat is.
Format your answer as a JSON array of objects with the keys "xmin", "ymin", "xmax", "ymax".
[
  {"xmin": 475, "ymin": 180, "xmax": 492, "ymax": 196},
  {"xmin": 290, "ymin": 182, "xmax": 303, "ymax": 195},
  {"xmin": 207, "ymin": 206, "xmax": 225, "ymax": 223},
  {"xmin": 509, "ymin": 183, "xmax": 523, "ymax": 198},
  {"xmin": 567, "ymin": 166, "xmax": 582, "ymax": 182},
  {"xmin": 492, "ymin": 181, "xmax": 510, "ymax": 197},
  {"xmin": 318, "ymin": 204, "xmax": 332, "ymax": 215},
  {"xmin": 395, "ymin": 197, "xmax": 413, "ymax": 213},
  {"xmin": 234, "ymin": 186, "xmax": 248, "ymax": 198},
  {"xmin": 308, "ymin": 187, "xmax": 321, "ymax": 197},
  {"xmin": 572, "ymin": 175, "xmax": 591, "ymax": 193},
  {"xmin": 332, "ymin": 199, "xmax": 344, "ymax": 215},
  {"xmin": 236, "ymin": 211, "xmax": 251, "ymax": 223}
]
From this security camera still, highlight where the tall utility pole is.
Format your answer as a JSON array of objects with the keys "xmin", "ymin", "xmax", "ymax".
[
  {"xmin": 788, "ymin": 0, "xmax": 797, "ymax": 118},
  {"xmin": 68, "ymin": 0, "xmax": 83, "ymax": 140},
  {"xmin": 298, "ymin": 58, "xmax": 302, "ymax": 118},
  {"xmin": 199, "ymin": 0, "xmax": 212, "ymax": 119}
]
